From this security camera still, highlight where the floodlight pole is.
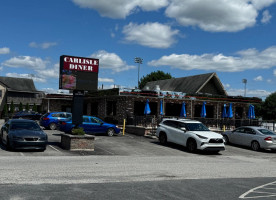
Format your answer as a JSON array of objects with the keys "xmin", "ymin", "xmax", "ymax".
[
  {"xmin": 242, "ymin": 79, "xmax": 247, "ymax": 97},
  {"xmin": 135, "ymin": 57, "xmax": 143, "ymax": 88}
]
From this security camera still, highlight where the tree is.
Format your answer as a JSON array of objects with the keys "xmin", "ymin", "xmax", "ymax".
[
  {"xmin": 138, "ymin": 70, "xmax": 173, "ymax": 89},
  {"xmin": 2, "ymin": 104, "xmax": 8, "ymax": 117},
  {"xmin": 32, "ymin": 103, "xmax": 37, "ymax": 112},
  {"xmin": 19, "ymin": 102, "xmax": 23, "ymax": 111},
  {"xmin": 10, "ymin": 101, "xmax": 15, "ymax": 114},
  {"xmin": 25, "ymin": 103, "xmax": 30, "ymax": 111},
  {"xmin": 262, "ymin": 92, "xmax": 276, "ymax": 120}
]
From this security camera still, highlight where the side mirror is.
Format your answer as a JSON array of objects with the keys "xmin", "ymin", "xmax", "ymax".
[{"xmin": 180, "ymin": 127, "xmax": 186, "ymax": 132}]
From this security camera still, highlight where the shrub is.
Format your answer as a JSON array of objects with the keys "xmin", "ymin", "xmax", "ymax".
[{"xmin": 71, "ymin": 127, "xmax": 85, "ymax": 135}]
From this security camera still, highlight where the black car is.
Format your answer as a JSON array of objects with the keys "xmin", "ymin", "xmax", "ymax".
[
  {"xmin": 12, "ymin": 111, "xmax": 42, "ymax": 120},
  {"xmin": 0, "ymin": 119, "xmax": 48, "ymax": 151}
]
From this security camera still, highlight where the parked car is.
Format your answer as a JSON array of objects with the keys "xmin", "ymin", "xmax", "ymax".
[
  {"xmin": 156, "ymin": 118, "xmax": 225, "ymax": 153},
  {"xmin": 0, "ymin": 119, "xmax": 48, "ymax": 151},
  {"xmin": 222, "ymin": 126, "xmax": 276, "ymax": 151},
  {"xmin": 59, "ymin": 115, "xmax": 120, "ymax": 136},
  {"xmin": 40, "ymin": 112, "xmax": 72, "ymax": 130},
  {"xmin": 12, "ymin": 111, "xmax": 42, "ymax": 120}
]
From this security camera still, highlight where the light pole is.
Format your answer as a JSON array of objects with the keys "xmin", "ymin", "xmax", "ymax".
[
  {"xmin": 242, "ymin": 79, "xmax": 247, "ymax": 97},
  {"xmin": 135, "ymin": 57, "xmax": 143, "ymax": 88}
]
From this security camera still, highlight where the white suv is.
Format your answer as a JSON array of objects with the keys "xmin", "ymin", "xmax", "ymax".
[{"xmin": 156, "ymin": 119, "xmax": 225, "ymax": 153}]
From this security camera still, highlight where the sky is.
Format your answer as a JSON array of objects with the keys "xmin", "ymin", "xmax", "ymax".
[{"xmin": 0, "ymin": 0, "xmax": 276, "ymax": 100}]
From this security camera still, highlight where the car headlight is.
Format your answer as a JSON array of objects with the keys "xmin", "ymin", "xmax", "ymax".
[{"xmin": 196, "ymin": 134, "xmax": 208, "ymax": 140}]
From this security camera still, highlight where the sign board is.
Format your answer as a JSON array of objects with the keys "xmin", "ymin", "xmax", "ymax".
[{"xmin": 59, "ymin": 55, "xmax": 99, "ymax": 91}]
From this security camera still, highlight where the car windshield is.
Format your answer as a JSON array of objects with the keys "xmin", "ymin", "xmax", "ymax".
[
  {"xmin": 10, "ymin": 122, "xmax": 41, "ymax": 131},
  {"xmin": 185, "ymin": 123, "xmax": 210, "ymax": 131},
  {"xmin": 258, "ymin": 129, "xmax": 276, "ymax": 135}
]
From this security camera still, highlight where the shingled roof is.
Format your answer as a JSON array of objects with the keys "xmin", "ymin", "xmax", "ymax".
[
  {"xmin": 0, "ymin": 76, "xmax": 38, "ymax": 93},
  {"xmin": 143, "ymin": 72, "xmax": 227, "ymax": 96}
]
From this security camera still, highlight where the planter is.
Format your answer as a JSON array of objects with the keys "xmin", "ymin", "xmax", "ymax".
[{"xmin": 60, "ymin": 133, "xmax": 95, "ymax": 151}]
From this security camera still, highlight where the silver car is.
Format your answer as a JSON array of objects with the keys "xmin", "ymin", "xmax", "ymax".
[{"xmin": 222, "ymin": 126, "xmax": 276, "ymax": 151}]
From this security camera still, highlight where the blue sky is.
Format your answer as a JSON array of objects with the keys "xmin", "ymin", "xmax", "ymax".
[{"xmin": 0, "ymin": 0, "xmax": 276, "ymax": 99}]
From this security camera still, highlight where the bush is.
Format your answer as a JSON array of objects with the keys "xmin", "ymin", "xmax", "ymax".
[{"xmin": 71, "ymin": 127, "xmax": 85, "ymax": 135}]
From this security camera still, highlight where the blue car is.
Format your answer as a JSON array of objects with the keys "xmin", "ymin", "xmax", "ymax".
[
  {"xmin": 40, "ymin": 112, "xmax": 72, "ymax": 130},
  {"xmin": 59, "ymin": 115, "xmax": 120, "ymax": 136}
]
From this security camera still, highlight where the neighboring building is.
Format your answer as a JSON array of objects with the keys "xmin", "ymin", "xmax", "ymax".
[{"xmin": 0, "ymin": 77, "xmax": 44, "ymax": 116}]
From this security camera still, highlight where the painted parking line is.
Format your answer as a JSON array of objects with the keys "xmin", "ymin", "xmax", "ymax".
[
  {"xmin": 239, "ymin": 181, "xmax": 276, "ymax": 199},
  {"xmin": 20, "ymin": 152, "xmax": 24, "ymax": 156},
  {"xmin": 48, "ymin": 145, "xmax": 61, "ymax": 152}
]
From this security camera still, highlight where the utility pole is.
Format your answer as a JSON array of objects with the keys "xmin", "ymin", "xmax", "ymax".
[
  {"xmin": 134, "ymin": 57, "xmax": 143, "ymax": 88},
  {"xmin": 242, "ymin": 79, "xmax": 247, "ymax": 97}
]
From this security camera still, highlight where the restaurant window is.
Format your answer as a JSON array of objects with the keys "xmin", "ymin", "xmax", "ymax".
[
  {"xmin": 165, "ymin": 103, "xmax": 182, "ymax": 116},
  {"xmin": 91, "ymin": 102, "xmax": 98, "ymax": 116},
  {"xmin": 107, "ymin": 101, "xmax": 117, "ymax": 116}
]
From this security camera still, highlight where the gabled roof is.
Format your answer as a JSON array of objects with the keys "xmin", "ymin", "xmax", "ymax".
[
  {"xmin": 0, "ymin": 76, "xmax": 39, "ymax": 93},
  {"xmin": 143, "ymin": 72, "xmax": 227, "ymax": 96}
]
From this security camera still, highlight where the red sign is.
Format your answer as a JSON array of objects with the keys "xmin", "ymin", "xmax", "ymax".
[
  {"xmin": 62, "ymin": 55, "xmax": 99, "ymax": 73},
  {"xmin": 59, "ymin": 55, "xmax": 99, "ymax": 91}
]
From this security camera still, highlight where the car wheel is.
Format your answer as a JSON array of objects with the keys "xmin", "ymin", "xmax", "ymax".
[
  {"xmin": 159, "ymin": 133, "xmax": 167, "ymax": 145},
  {"xmin": 187, "ymin": 139, "xmax": 197, "ymax": 153},
  {"xmin": 222, "ymin": 135, "xmax": 229, "ymax": 145},
  {"xmin": 251, "ymin": 141, "xmax": 260, "ymax": 151},
  {"xmin": 107, "ymin": 128, "xmax": 115, "ymax": 137},
  {"xmin": 49, "ymin": 123, "xmax": 57, "ymax": 130}
]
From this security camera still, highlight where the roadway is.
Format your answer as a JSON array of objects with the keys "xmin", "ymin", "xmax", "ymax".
[{"xmin": 0, "ymin": 129, "xmax": 276, "ymax": 199}]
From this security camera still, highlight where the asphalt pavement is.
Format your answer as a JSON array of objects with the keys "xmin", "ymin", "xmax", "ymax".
[{"xmin": 1, "ymin": 123, "xmax": 276, "ymax": 199}]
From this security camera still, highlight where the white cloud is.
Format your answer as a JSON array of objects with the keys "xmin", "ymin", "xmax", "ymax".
[
  {"xmin": 29, "ymin": 42, "xmax": 57, "ymax": 49},
  {"xmin": 2, "ymin": 58, "xmax": 59, "ymax": 82},
  {"xmin": 2, "ymin": 56, "xmax": 48, "ymax": 70},
  {"xmin": 165, "ymin": 0, "xmax": 257, "ymax": 32},
  {"xmin": 72, "ymin": 0, "xmax": 169, "ymax": 19},
  {"xmin": 274, "ymin": 69, "xmax": 276, "ymax": 76},
  {"xmin": 223, "ymin": 83, "xmax": 231, "ymax": 88},
  {"xmin": 148, "ymin": 46, "xmax": 276, "ymax": 72},
  {"xmin": 251, "ymin": 0, "xmax": 276, "ymax": 10},
  {"xmin": 261, "ymin": 10, "xmax": 272, "ymax": 24},
  {"xmin": 6, "ymin": 73, "xmax": 46, "ymax": 83},
  {"xmin": 227, "ymin": 88, "xmax": 271, "ymax": 98},
  {"xmin": 267, "ymin": 79, "xmax": 272, "ymax": 83},
  {"xmin": 254, "ymin": 76, "xmax": 263, "ymax": 81},
  {"xmin": 165, "ymin": 0, "xmax": 276, "ymax": 32},
  {"xmin": 122, "ymin": 22, "xmax": 179, "ymax": 48},
  {"xmin": 98, "ymin": 78, "xmax": 114, "ymax": 83},
  {"xmin": 41, "ymin": 88, "xmax": 70, "ymax": 94},
  {"xmin": 0, "ymin": 47, "xmax": 10, "ymax": 54},
  {"xmin": 90, "ymin": 50, "xmax": 136, "ymax": 72}
]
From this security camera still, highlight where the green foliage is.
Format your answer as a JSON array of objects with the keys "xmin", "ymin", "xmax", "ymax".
[
  {"xmin": 32, "ymin": 103, "xmax": 37, "ymax": 112},
  {"xmin": 2, "ymin": 104, "xmax": 8, "ymax": 117},
  {"xmin": 25, "ymin": 103, "xmax": 30, "ymax": 111},
  {"xmin": 71, "ymin": 127, "xmax": 85, "ymax": 135},
  {"xmin": 19, "ymin": 102, "xmax": 23, "ymax": 111},
  {"xmin": 139, "ymin": 70, "xmax": 173, "ymax": 89},
  {"xmin": 262, "ymin": 92, "xmax": 276, "ymax": 120},
  {"xmin": 10, "ymin": 101, "xmax": 15, "ymax": 114}
]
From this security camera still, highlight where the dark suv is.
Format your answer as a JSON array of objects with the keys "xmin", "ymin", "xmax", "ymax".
[
  {"xmin": 40, "ymin": 112, "xmax": 72, "ymax": 130},
  {"xmin": 12, "ymin": 111, "xmax": 42, "ymax": 120}
]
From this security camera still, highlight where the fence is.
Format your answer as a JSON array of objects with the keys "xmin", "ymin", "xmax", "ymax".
[{"xmin": 128, "ymin": 115, "xmax": 276, "ymax": 132}]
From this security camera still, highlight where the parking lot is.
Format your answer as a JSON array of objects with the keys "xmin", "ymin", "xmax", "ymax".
[{"xmin": 1, "ymin": 128, "xmax": 276, "ymax": 158}]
